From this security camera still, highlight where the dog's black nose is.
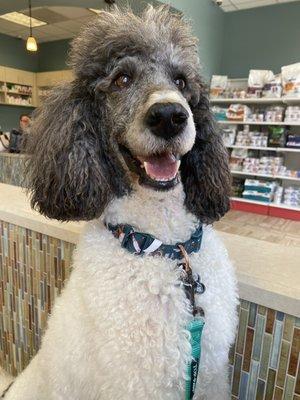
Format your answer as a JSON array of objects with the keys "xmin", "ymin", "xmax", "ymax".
[{"xmin": 145, "ymin": 103, "xmax": 188, "ymax": 140}]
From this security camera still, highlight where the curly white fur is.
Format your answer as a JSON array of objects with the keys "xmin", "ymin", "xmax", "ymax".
[{"xmin": 2, "ymin": 184, "xmax": 238, "ymax": 400}]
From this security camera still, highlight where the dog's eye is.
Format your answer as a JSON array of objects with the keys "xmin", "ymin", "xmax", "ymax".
[
  {"xmin": 114, "ymin": 74, "xmax": 132, "ymax": 89},
  {"xmin": 174, "ymin": 77, "xmax": 186, "ymax": 91}
]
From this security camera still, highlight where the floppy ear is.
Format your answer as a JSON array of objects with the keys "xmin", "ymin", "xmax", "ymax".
[
  {"xmin": 25, "ymin": 82, "xmax": 130, "ymax": 221},
  {"xmin": 180, "ymin": 89, "xmax": 231, "ymax": 224}
]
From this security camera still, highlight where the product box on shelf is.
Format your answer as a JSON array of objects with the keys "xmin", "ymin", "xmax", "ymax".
[
  {"xmin": 282, "ymin": 62, "xmax": 300, "ymax": 98},
  {"xmin": 286, "ymin": 134, "xmax": 300, "ymax": 148}
]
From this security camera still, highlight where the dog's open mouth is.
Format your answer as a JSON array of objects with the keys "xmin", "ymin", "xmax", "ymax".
[{"xmin": 120, "ymin": 146, "xmax": 180, "ymax": 190}]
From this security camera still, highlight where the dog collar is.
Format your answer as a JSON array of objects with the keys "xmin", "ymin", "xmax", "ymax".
[{"xmin": 105, "ymin": 222, "xmax": 203, "ymax": 260}]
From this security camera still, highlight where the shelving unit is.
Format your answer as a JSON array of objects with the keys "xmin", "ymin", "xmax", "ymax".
[
  {"xmin": 230, "ymin": 196, "xmax": 300, "ymax": 211},
  {"xmin": 231, "ymin": 170, "xmax": 300, "ymax": 182},
  {"xmin": 211, "ymin": 97, "xmax": 300, "ymax": 105},
  {"xmin": 0, "ymin": 66, "xmax": 35, "ymax": 108},
  {"xmin": 226, "ymin": 145, "xmax": 300, "ymax": 152},
  {"xmin": 217, "ymin": 121, "xmax": 300, "ymax": 126},
  {"xmin": 230, "ymin": 197, "xmax": 300, "ymax": 220},
  {"xmin": 212, "ymin": 77, "xmax": 300, "ymax": 219},
  {"xmin": 0, "ymin": 66, "xmax": 74, "ymax": 108}
]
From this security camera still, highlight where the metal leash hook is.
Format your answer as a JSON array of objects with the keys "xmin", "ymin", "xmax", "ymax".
[{"xmin": 178, "ymin": 244, "xmax": 205, "ymax": 317}]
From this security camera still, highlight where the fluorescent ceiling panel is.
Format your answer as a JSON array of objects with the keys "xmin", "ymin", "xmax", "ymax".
[{"xmin": 0, "ymin": 11, "xmax": 47, "ymax": 27}]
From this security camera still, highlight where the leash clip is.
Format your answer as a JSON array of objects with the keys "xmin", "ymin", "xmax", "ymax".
[{"xmin": 178, "ymin": 245, "xmax": 205, "ymax": 317}]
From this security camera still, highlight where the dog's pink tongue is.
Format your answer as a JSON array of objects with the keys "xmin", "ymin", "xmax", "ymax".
[{"xmin": 143, "ymin": 153, "xmax": 179, "ymax": 181}]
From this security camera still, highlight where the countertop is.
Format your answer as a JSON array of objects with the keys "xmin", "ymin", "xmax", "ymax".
[
  {"xmin": 0, "ymin": 183, "xmax": 82, "ymax": 244},
  {"xmin": 0, "ymin": 182, "xmax": 299, "ymax": 317}
]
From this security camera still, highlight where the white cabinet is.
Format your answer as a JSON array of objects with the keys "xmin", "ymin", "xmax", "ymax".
[
  {"xmin": 4, "ymin": 67, "xmax": 35, "ymax": 86},
  {"xmin": 0, "ymin": 66, "xmax": 74, "ymax": 108},
  {"xmin": 36, "ymin": 69, "xmax": 73, "ymax": 87}
]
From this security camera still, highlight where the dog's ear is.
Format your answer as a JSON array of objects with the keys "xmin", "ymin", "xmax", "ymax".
[
  {"xmin": 25, "ymin": 83, "xmax": 130, "ymax": 221},
  {"xmin": 180, "ymin": 88, "xmax": 231, "ymax": 224}
]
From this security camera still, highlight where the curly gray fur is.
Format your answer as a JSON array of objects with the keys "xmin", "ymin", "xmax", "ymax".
[{"xmin": 26, "ymin": 5, "xmax": 231, "ymax": 223}]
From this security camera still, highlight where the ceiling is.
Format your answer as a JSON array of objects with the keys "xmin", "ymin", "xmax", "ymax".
[
  {"xmin": 0, "ymin": 6, "xmax": 97, "ymax": 43},
  {"xmin": 0, "ymin": 0, "xmax": 299, "ymax": 43},
  {"xmin": 221, "ymin": 0, "xmax": 300, "ymax": 12}
]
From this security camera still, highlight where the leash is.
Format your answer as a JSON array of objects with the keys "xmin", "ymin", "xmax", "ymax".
[{"xmin": 106, "ymin": 222, "xmax": 205, "ymax": 399}]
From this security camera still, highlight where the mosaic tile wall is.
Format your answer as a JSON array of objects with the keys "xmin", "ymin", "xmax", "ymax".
[
  {"xmin": 229, "ymin": 300, "xmax": 300, "ymax": 400},
  {"xmin": 0, "ymin": 154, "xmax": 27, "ymax": 187},
  {"xmin": 0, "ymin": 220, "xmax": 75, "ymax": 375},
  {"xmin": 0, "ymin": 220, "xmax": 299, "ymax": 399}
]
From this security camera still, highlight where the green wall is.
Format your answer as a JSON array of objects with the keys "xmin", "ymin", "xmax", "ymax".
[
  {"xmin": 221, "ymin": 2, "xmax": 300, "ymax": 78},
  {"xmin": 38, "ymin": 39, "xmax": 70, "ymax": 71},
  {"xmin": 0, "ymin": 33, "xmax": 39, "ymax": 72},
  {"xmin": 0, "ymin": 105, "xmax": 34, "ymax": 132},
  {"xmin": 162, "ymin": 0, "xmax": 225, "ymax": 80}
]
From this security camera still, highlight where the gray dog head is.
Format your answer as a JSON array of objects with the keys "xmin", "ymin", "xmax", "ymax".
[{"xmin": 26, "ymin": 5, "xmax": 231, "ymax": 223}]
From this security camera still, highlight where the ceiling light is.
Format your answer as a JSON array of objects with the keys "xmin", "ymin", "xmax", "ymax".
[
  {"xmin": 26, "ymin": 0, "xmax": 38, "ymax": 52},
  {"xmin": 88, "ymin": 8, "xmax": 101, "ymax": 15},
  {"xmin": 26, "ymin": 36, "xmax": 37, "ymax": 51},
  {"xmin": 0, "ymin": 11, "xmax": 46, "ymax": 28}
]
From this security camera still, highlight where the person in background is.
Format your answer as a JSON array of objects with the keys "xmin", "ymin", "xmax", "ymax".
[{"xmin": 9, "ymin": 113, "xmax": 31, "ymax": 153}]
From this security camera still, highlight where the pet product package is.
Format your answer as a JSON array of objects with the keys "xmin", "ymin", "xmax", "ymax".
[
  {"xmin": 282, "ymin": 63, "xmax": 300, "ymax": 98},
  {"xmin": 264, "ymin": 106, "xmax": 284, "ymax": 122},
  {"xmin": 211, "ymin": 105, "xmax": 228, "ymax": 121},
  {"xmin": 286, "ymin": 134, "xmax": 300, "ymax": 148},
  {"xmin": 285, "ymin": 106, "xmax": 300, "ymax": 122},
  {"xmin": 222, "ymin": 126, "xmax": 237, "ymax": 146},
  {"xmin": 242, "ymin": 179, "xmax": 277, "ymax": 203},
  {"xmin": 229, "ymin": 148, "xmax": 248, "ymax": 171},
  {"xmin": 262, "ymin": 74, "xmax": 282, "ymax": 98},
  {"xmin": 247, "ymin": 70, "xmax": 274, "ymax": 98},
  {"xmin": 227, "ymin": 104, "xmax": 251, "ymax": 121},
  {"xmin": 268, "ymin": 126, "xmax": 286, "ymax": 147},
  {"xmin": 210, "ymin": 75, "xmax": 228, "ymax": 98}
]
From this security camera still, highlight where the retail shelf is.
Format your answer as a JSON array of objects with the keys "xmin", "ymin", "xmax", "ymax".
[
  {"xmin": 231, "ymin": 170, "xmax": 300, "ymax": 182},
  {"xmin": 6, "ymin": 90, "xmax": 32, "ymax": 96},
  {"xmin": 217, "ymin": 120, "xmax": 300, "ymax": 126},
  {"xmin": 0, "ymin": 102, "xmax": 34, "ymax": 108},
  {"xmin": 230, "ymin": 197, "xmax": 300, "ymax": 212},
  {"xmin": 211, "ymin": 97, "xmax": 300, "ymax": 104},
  {"xmin": 226, "ymin": 145, "xmax": 300, "ymax": 152}
]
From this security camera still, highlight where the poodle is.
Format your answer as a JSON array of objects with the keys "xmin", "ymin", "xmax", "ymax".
[{"xmin": 0, "ymin": 6, "xmax": 238, "ymax": 400}]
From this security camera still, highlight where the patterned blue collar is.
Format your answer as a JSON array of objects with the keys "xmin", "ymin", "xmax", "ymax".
[{"xmin": 105, "ymin": 222, "xmax": 203, "ymax": 260}]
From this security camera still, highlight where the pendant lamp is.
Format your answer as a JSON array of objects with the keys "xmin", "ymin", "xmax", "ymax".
[{"xmin": 26, "ymin": 0, "xmax": 37, "ymax": 52}]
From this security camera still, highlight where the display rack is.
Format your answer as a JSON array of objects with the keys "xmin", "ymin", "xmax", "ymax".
[
  {"xmin": 212, "ymin": 77, "xmax": 300, "ymax": 219},
  {"xmin": 0, "ymin": 66, "xmax": 35, "ymax": 108},
  {"xmin": 211, "ymin": 97, "xmax": 300, "ymax": 105},
  {"xmin": 226, "ymin": 145, "xmax": 300, "ymax": 153},
  {"xmin": 218, "ymin": 121, "xmax": 300, "ymax": 126},
  {"xmin": 2, "ymin": 82, "xmax": 33, "ymax": 107}
]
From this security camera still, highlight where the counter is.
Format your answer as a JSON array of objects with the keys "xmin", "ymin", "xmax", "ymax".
[
  {"xmin": 0, "ymin": 152, "xmax": 26, "ymax": 187},
  {"xmin": 1, "ymin": 183, "xmax": 299, "ymax": 317},
  {"xmin": 0, "ymin": 183, "xmax": 299, "ymax": 399}
]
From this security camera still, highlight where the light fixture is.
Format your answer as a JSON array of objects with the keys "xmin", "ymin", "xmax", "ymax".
[
  {"xmin": 26, "ymin": 36, "xmax": 37, "ymax": 51},
  {"xmin": 26, "ymin": 0, "xmax": 38, "ymax": 52}
]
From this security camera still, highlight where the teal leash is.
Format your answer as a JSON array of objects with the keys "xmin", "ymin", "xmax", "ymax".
[
  {"xmin": 185, "ymin": 318, "xmax": 205, "ymax": 399},
  {"xmin": 106, "ymin": 222, "xmax": 206, "ymax": 399},
  {"xmin": 178, "ymin": 244, "xmax": 205, "ymax": 400}
]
